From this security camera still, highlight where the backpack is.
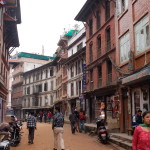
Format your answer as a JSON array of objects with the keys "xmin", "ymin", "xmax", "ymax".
[{"xmin": 79, "ymin": 112, "xmax": 85, "ymax": 120}]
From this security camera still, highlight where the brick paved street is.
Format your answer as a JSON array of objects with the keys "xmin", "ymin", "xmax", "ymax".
[{"xmin": 11, "ymin": 122, "xmax": 118, "ymax": 150}]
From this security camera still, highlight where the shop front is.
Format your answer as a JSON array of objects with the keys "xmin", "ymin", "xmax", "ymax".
[{"xmin": 122, "ymin": 66, "xmax": 150, "ymax": 132}]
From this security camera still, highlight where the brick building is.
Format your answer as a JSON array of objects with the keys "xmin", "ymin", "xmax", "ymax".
[
  {"xmin": 0, "ymin": 0, "xmax": 21, "ymax": 122},
  {"xmin": 75, "ymin": 0, "xmax": 119, "ymax": 130},
  {"xmin": 115, "ymin": 0, "xmax": 150, "ymax": 133}
]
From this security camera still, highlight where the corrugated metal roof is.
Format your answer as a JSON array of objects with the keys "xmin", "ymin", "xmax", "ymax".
[{"xmin": 18, "ymin": 52, "xmax": 55, "ymax": 60}]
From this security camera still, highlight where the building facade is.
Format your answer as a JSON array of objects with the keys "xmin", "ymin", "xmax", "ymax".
[
  {"xmin": 65, "ymin": 27, "xmax": 86, "ymax": 115},
  {"xmin": 11, "ymin": 52, "xmax": 53, "ymax": 119},
  {"xmin": 22, "ymin": 61, "xmax": 56, "ymax": 116},
  {"xmin": 75, "ymin": 0, "xmax": 119, "ymax": 130},
  {"xmin": 115, "ymin": 0, "xmax": 150, "ymax": 133},
  {"xmin": 0, "ymin": 0, "xmax": 21, "ymax": 122}
]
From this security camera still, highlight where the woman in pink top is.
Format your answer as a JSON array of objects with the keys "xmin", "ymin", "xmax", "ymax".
[{"xmin": 132, "ymin": 111, "xmax": 150, "ymax": 150}]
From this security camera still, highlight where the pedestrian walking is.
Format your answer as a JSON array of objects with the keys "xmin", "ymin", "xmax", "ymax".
[
  {"xmin": 27, "ymin": 112, "xmax": 37, "ymax": 144},
  {"xmin": 43, "ymin": 111, "xmax": 47, "ymax": 123},
  {"xmin": 132, "ymin": 111, "xmax": 150, "ymax": 150},
  {"xmin": 74, "ymin": 108, "xmax": 79, "ymax": 132},
  {"xmin": 39, "ymin": 111, "xmax": 43, "ymax": 123},
  {"xmin": 47, "ymin": 111, "xmax": 52, "ymax": 123},
  {"xmin": 69, "ymin": 111, "xmax": 77, "ymax": 134},
  {"xmin": 52, "ymin": 107, "xmax": 65, "ymax": 150},
  {"xmin": 79, "ymin": 108, "xmax": 86, "ymax": 133}
]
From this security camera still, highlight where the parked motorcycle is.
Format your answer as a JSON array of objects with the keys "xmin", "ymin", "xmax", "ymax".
[
  {"xmin": 96, "ymin": 119, "xmax": 108, "ymax": 144},
  {"xmin": 9, "ymin": 121, "xmax": 22, "ymax": 147},
  {"xmin": 0, "ymin": 135, "xmax": 10, "ymax": 150}
]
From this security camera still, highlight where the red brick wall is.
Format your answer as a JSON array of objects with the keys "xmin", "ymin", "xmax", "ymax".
[
  {"xmin": 116, "ymin": 0, "xmax": 150, "ymax": 72},
  {"xmin": 85, "ymin": 1, "xmax": 117, "ymax": 91}
]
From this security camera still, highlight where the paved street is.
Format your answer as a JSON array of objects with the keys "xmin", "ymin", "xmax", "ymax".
[{"xmin": 11, "ymin": 122, "xmax": 118, "ymax": 150}]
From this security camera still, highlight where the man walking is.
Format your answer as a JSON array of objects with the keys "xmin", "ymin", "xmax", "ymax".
[
  {"xmin": 69, "ymin": 111, "xmax": 77, "ymax": 134},
  {"xmin": 52, "ymin": 107, "xmax": 65, "ymax": 150},
  {"xmin": 27, "ymin": 112, "xmax": 36, "ymax": 144}
]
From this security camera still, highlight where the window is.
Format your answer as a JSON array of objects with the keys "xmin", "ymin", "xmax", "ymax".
[
  {"xmin": 45, "ymin": 96, "xmax": 48, "ymax": 106},
  {"xmin": 24, "ymin": 87, "xmax": 26, "ymax": 95},
  {"xmin": 98, "ymin": 65, "xmax": 102, "ymax": 88},
  {"xmin": 77, "ymin": 42, "xmax": 83, "ymax": 51},
  {"xmin": 71, "ymin": 65, "xmax": 74, "ymax": 77},
  {"xmin": 78, "ymin": 61, "xmax": 81, "ymax": 74},
  {"xmin": 45, "ymin": 70, "xmax": 48, "ymax": 78},
  {"xmin": 96, "ymin": 11, "xmax": 101, "ymax": 29},
  {"xmin": 50, "ymin": 95, "xmax": 53, "ymax": 105},
  {"xmin": 120, "ymin": 32, "xmax": 130, "ymax": 63},
  {"xmin": 106, "ymin": 27, "xmax": 111, "ymax": 51},
  {"xmin": 41, "ymin": 72, "xmax": 43, "ymax": 79},
  {"xmin": 135, "ymin": 15, "xmax": 150, "ymax": 55},
  {"xmin": 36, "ymin": 84, "xmax": 42, "ymax": 92},
  {"xmin": 97, "ymin": 35, "xmax": 101, "ymax": 57},
  {"xmin": 50, "ymin": 69, "xmax": 53, "ymax": 76},
  {"xmin": 71, "ymin": 83, "xmax": 74, "ymax": 96},
  {"xmin": 89, "ymin": 19, "xmax": 93, "ymax": 37},
  {"xmin": 29, "ymin": 76, "xmax": 31, "ymax": 83},
  {"xmin": 105, "ymin": 1, "xmax": 110, "ymax": 21},
  {"xmin": 89, "ymin": 43, "xmax": 93, "ymax": 63},
  {"xmin": 79, "ymin": 81, "xmax": 81, "ymax": 95},
  {"xmin": 44, "ymin": 82, "xmax": 48, "ymax": 91},
  {"xmin": 76, "ymin": 82, "xmax": 79, "ymax": 95},
  {"xmin": 107, "ymin": 60, "xmax": 112, "ymax": 84},
  {"xmin": 75, "ymin": 62, "xmax": 78, "ymax": 75},
  {"xmin": 51, "ymin": 81, "xmax": 53, "ymax": 90},
  {"xmin": 27, "ymin": 87, "xmax": 30, "ymax": 94},
  {"xmin": 116, "ymin": 0, "xmax": 128, "ymax": 15},
  {"xmin": 36, "ymin": 73, "xmax": 40, "ymax": 81}
]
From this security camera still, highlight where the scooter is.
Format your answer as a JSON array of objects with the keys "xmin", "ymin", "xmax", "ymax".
[
  {"xmin": 9, "ymin": 121, "xmax": 22, "ymax": 147},
  {"xmin": 97, "ymin": 119, "xmax": 108, "ymax": 144}
]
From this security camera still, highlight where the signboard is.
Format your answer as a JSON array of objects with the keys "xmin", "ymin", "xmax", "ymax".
[
  {"xmin": 82, "ymin": 64, "xmax": 86, "ymax": 92},
  {"xmin": 122, "ymin": 67, "xmax": 150, "ymax": 84},
  {"xmin": 0, "ymin": 0, "xmax": 6, "ymax": 5}
]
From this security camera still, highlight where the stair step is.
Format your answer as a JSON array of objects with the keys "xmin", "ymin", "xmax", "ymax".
[
  {"xmin": 109, "ymin": 137, "xmax": 132, "ymax": 150},
  {"xmin": 110, "ymin": 135, "xmax": 132, "ymax": 143}
]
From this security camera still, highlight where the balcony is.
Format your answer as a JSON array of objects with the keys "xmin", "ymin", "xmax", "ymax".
[
  {"xmin": 12, "ymin": 77, "xmax": 23, "ymax": 85},
  {"xmin": 32, "ymin": 99, "xmax": 39, "ymax": 107}
]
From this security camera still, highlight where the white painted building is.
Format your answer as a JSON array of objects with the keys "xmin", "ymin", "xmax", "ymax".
[
  {"xmin": 66, "ymin": 27, "xmax": 86, "ymax": 112},
  {"xmin": 22, "ymin": 61, "xmax": 56, "ymax": 115}
]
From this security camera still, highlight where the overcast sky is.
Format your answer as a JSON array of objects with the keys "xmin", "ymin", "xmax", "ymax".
[{"xmin": 14, "ymin": 0, "xmax": 86, "ymax": 57}]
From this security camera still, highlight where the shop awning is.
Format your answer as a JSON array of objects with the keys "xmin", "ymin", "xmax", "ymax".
[{"xmin": 122, "ymin": 66, "xmax": 150, "ymax": 85}]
